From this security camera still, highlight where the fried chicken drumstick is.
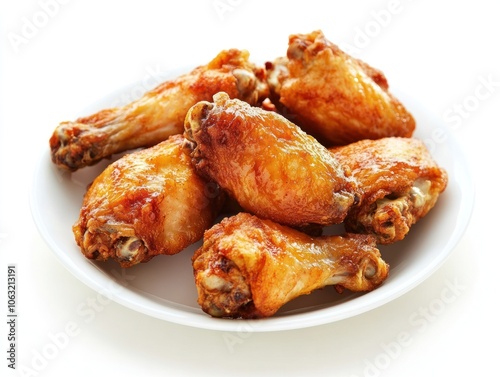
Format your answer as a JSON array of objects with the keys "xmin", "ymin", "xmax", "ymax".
[
  {"xmin": 266, "ymin": 30, "xmax": 415, "ymax": 146},
  {"xmin": 330, "ymin": 137, "xmax": 448, "ymax": 244},
  {"xmin": 73, "ymin": 135, "xmax": 224, "ymax": 268},
  {"xmin": 193, "ymin": 212, "xmax": 389, "ymax": 319},
  {"xmin": 183, "ymin": 92, "xmax": 358, "ymax": 227},
  {"xmin": 50, "ymin": 49, "xmax": 268, "ymax": 171}
]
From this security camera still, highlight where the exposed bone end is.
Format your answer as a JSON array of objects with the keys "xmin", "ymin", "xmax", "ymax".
[
  {"xmin": 372, "ymin": 199, "xmax": 412, "ymax": 244},
  {"xmin": 183, "ymin": 92, "xmax": 233, "ymax": 158},
  {"xmin": 49, "ymin": 122, "xmax": 106, "ymax": 171},
  {"xmin": 365, "ymin": 179, "xmax": 435, "ymax": 244},
  {"xmin": 363, "ymin": 261, "xmax": 377, "ymax": 279},
  {"xmin": 360, "ymin": 252, "xmax": 390, "ymax": 288},
  {"xmin": 193, "ymin": 255, "xmax": 255, "ymax": 318},
  {"xmin": 329, "ymin": 250, "xmax": 389, "ymax": 293},
  {"xmin": 182, "ymin": 99, "xmax": 216, "ymax": 173},
  {"xmin": 115, "ymin": 236, "xmax": 148, "ymax": 267},
  {"xmin": 183, "ymin": 100, "xmax": 214, "ymax": 144},
  {"xmin": 325, "ymin": 234, "xmax": 389, "ymax": 292},
  {"xmin": 232, "ymin": 68, "xmax": 258, "ymax": 104},
  {"xmin": 75, "ymin": 220, "xmax": 149, "ymax": 268}
]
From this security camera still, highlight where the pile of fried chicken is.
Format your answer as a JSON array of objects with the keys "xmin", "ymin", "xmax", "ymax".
[{"xmin": 50, "ymin": 30, "xmax": 448, "ymax": 319}]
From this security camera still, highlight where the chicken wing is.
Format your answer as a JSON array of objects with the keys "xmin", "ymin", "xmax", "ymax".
[
  {"xmin": 183, "ymin": 92, "xmax": 358, "ymax": 227},
  {"xmin": 193, "ymin": 212, "xmax": 389, "ymax": 319},
  {"xmin": 73, "ymin": 135, "xmax": 225, "ymax": 268},
  {"xmin": 330, "ymin": 137, "xmax": 448, "ymax": 244},
  {"xmin": 50, "ymin": 49, "xmax": 269, "ymax": 171},
  {"xmin": 266, "ymin": 30, "xmax": 415, "ymax": 146}
]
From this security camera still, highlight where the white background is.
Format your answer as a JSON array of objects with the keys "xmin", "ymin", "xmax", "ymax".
[{"xmin": 1, "ymin": 0, "xmax": 498, "ymax": 376}]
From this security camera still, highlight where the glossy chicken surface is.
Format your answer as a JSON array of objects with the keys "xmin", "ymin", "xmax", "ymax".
[
  {"xmin": 330, "ymin": 137, "xmax": 448, "ymax": 244},
  {"xmin": 183, "ymin": 92, "xmax": 358, "ymax": 227},
  {"xmin": 50, "ymin": 49, "xmax": 268, "ymax": 171},
  {"xmin": 266, "ymin": 30, "xmax": 415, "ymax": 146},
  {"xmin": 193, "ymin": 212, "xmax": 389, "ymax": 319},
  {"xmin": 73, "ymin": 135, "xmax": 225, "ymax": 268}
]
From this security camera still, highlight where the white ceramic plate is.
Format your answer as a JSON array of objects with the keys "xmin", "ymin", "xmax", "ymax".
[{"xmin": 30, "ymin": 75, "xmax": 474, "ymax": 332}]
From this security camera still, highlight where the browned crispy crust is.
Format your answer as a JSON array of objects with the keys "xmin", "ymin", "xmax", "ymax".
[
  {"xmin": 330, "ymin": 137, "xmax": 448, "ymax": 244},
  {"xmin": 267, "ymin": 30, "xmax": 415, "ymax": 146},
  {"xmin": 193, "ymin": 212, "xmax": 389, "ymax": 318},
  {"xmin": 183, "ymin": 92, "xmax": 358, "ymax": 227},
  {"xmin": 73, "ymin": 135, "xmax": 225, "ymax": 268},
  {"xmin": 50, "ymin": 49, "xmax": 269, "ymax": 171}
]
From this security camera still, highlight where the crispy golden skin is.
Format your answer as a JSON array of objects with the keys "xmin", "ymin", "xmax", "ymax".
[
  {"xmin": 73, "ymin": 135, "xmax": 224, "ymax": 268},
  {"xmin": 193, "ymin": 212, "xmax": 389, "ymax": 319},
  {"xmin": 50, "ymin": 49, "xmax": 269, "ymax": 171},
  {"xmin": 330, "ymin": 137, "xmax": 448, "ymax": 244},
  {"xmin": 267, "ymin": 30, "xmax": 415, "ymax": 146},
  {"xmin": 183, "ymin": 92, "xmax": 358, "ymax": 227}
]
